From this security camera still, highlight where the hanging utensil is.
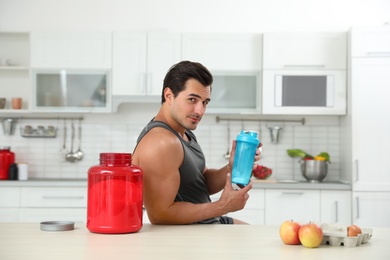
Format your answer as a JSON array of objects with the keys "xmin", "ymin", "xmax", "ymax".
[
  {"xmin": 74, "ymin": 119, "xmax": 84, "ymax": 161},
  {"xmin": 60, "ymin": 119, "xmax": 67, "ymax": 152},
  {"xmin": 224, "ymin": 120, "xmax": 231, "ymax": 159},
  {"xmin": 65, "ymin": 120, "xmax": 78, "ymax": 162},
  {"xmin": 268, "ymin": 126, "xmax": 283, "ymax": 144}
]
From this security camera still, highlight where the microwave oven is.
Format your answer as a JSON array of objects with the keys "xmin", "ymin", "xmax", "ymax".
[{"xmin": 262, "ymin": 70, "xmax": 346, "ymax": 115}]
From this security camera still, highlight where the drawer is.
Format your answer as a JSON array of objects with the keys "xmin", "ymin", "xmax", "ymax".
[
  {"xmin": 21, "ymin": 187, "xmax": 87, "ymax": 208},
  {"xmin": 0, "ymin": 187, "xmax": 20, "ymax": 207},
  {"xmin": 19, "ymin": 208, "xmax": 86, "ymax": 222}
]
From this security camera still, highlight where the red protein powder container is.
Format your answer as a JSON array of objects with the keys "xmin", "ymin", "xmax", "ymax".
[
  {"xmin": 0, "ymin": 146, "xmax": 15, "ymax": 180},
  {"xmin": 87, "ymin": 153, "xmax": 143, "ymax": 234}
]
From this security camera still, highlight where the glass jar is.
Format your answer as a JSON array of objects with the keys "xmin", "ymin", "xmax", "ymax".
[
  {"xmin": 0, "ymin": 146, "xmax": 15, "ymax": 180},
  {"xmin": 87, "ymin": 153, "xmax": 143, "ymax": 234}
]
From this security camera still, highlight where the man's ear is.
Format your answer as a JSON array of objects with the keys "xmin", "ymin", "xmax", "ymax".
[{"xmin": 164, "ymin": 87, "xmax": 173, "ymax": 102}]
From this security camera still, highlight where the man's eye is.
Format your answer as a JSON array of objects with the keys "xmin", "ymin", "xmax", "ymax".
[
  {"xmin": 203, "ymin": 100, "xmax": 209, "ymax": 106},
  {"xmin": 188, "ymin": 98, "xmax": 196, "ymax": 102}
]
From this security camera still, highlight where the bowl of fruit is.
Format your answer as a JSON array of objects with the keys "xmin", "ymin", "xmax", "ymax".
[
  {"xmin": 287, "ymin": 149, "xmax": 330, "ymax": 182},
  {"xmin": 252, "ymin": 164, "xmax": 273, "ymax": 180}
]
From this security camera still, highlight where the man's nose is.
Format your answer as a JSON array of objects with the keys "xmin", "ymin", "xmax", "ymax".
[{"xmin": 194, "ymin": 102, "xmax": 206, "ymax": 115}]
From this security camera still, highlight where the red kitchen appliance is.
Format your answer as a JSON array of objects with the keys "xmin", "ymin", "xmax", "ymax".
[
  {"xmin": 0, "ymin": 146, "xmax": 15, "ymax": 180},
  {"xmin": 87, "ymin": 153, "xmax": 143, "ymax": 234}
]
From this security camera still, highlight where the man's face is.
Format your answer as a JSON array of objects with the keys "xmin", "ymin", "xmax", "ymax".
[{"xmin": 169, "ymin": 79, "xmax": 211, "ymax": 131}]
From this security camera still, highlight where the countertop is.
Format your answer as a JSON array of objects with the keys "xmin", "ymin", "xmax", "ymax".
[
  {"xmin": 0, "ymin": 178, "xmax": 351, "ymax": 190},
  {"xmin": 0, "ymin": 223, "xmax": 388, "ymax": 260}
]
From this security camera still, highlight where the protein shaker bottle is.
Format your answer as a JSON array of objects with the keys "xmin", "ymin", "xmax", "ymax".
[
  {"xmin": 231, "ymin": 131, "xmax": 260, "ymax": 186},
  {"xmin": 87, "ymin": 153, "xmax": 143, "ymax": 234}
]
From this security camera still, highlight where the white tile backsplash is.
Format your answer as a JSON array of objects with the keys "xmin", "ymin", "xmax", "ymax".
[{"xmin": 0, "ymin": 106, "xmax": 342, "ymax": 181}]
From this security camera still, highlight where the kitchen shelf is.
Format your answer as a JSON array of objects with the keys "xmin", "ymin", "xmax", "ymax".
[{"xmin": 20, "ymin": 127, "xmax": 57, "ymax": 138}]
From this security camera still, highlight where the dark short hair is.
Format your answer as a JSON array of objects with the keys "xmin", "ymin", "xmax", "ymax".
[{"xmin": 161, "ymin": 60, "xmax": 213, "ymax": 103}]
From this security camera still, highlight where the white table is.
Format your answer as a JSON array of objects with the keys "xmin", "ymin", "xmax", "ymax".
[{"xmin": 0, "ymin": 223, "xmax": 389, "ymax": 260}]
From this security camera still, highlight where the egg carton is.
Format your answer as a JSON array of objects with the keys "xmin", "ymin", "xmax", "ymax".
[{"xmin": 320, "ymin": 223, "xmax": 373, "ymax": 247}]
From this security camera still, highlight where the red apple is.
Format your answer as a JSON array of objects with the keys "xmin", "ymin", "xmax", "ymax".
[
  {"xmin": 279, "ymin": 220, "xmax": 301, "ymax": 245},
  {"xmin": 252, "ymin": 165, "xmax": 272, "ymax": 179},
  {"xmin": 298, "ymin": 222, "xmax": 323, "ymax": 248}
]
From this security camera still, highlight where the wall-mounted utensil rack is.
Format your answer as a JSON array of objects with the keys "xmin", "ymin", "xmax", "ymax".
[
  {"xmin": 215, "ymin": 116, "xmax": 305, "ymax": 125},
  {"xmin": 0, "ymin": 116, "xmax": 83, "ymax": 137}
]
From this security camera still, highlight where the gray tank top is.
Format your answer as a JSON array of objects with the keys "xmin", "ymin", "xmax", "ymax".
[{"xmin": 134, "ymin": 120, "xmax": 211, "ymax": 204}]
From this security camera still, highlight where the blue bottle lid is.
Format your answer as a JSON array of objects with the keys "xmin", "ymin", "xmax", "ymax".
[{"xmin": 236, "ymin": 130, "xmax": 260, "ymax": 145}]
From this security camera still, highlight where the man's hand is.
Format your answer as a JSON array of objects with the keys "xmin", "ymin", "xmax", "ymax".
[{"xmin": 218, "ymin": 173, "xmax": 252, "ymax": 213}]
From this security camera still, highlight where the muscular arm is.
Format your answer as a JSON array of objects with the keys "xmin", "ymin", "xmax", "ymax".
[{"xmin": 132, "ymin": 128, "xmax": 250, "ymax": 225}]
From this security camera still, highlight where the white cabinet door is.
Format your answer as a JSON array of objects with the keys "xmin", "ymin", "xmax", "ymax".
[
  {"xmin": 0, "ymin": 187, "xmax": 20, "ymax": 222},
  {"xmin": 350, "ymin": 26, "xmax": 390, "ymax": 57},
  {"xmin": 351, "ymin": 58, "xmax": 390, "ymax": 191},
  {"xmin": 20, "ymin": 187, "xmax": 87, "ymax": 208},
  {"xmin": 31, "ymin": 32, "xmax": 112, "ymax": 69},
  {"xmin": 182, "ymin": 33, "xmax": 262, "ymax": 114},
  {"xmin": 353, "ymin": 192, "xmax": 390, "ymax": 227},
  {"xmin": 147, "ymin": 33, "xmax": 182, "ymax": 96},
  {"xmin": 0, "ymin": 187, "xmax": 20, "ymax": 207},
  {"xmin": 182, "ymin": 33, "xmax": 262, "ymax": 71},
  {"xmin": 265, "ymin": 189, "xmax": 320, "ymax": 225},
  {"xmin": 320, "ymin": 190, "xmax": 351, "ymax": 225},
  {"xmin": 112, "ymin": 32, "xmax": 181, "ymax": 97},
  {"xmin": 19, "ymin": 208, "xmax": 86, "ymax": 222},
  {"xmin": 263, "ymin": 32, "xmax": 347, "ymax": 69},
  {"xmin": 112, "ymin": 32, "xmax": 147, "ymax": 96}
]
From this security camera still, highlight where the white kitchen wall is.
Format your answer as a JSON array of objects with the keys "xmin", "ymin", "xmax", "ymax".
[
  {"xmin": 1, "ymin": 0, "xmax": 389, "ymax": 182},
  {"xmin": 0, "ymin": 0, "xmax": 389, "ymax": 32},
  {"xmin": 0, "ymin": 102, "xmax": 342, "ymax": 182}
]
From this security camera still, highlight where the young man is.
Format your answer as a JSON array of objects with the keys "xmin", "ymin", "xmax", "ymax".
[{"xmin": 132, "ymin": 61, "xmax": 260, "ymax": 224}]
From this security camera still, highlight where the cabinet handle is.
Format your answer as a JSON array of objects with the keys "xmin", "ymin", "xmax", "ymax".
[
  {"xmin": 356, "ymin": 196, "xmax": 360, "ymax": 219},
  {"xmin": 283, "ymin": 64, "xmax": 325, "ymax": 68},
  {"xmin": 281, "ymin": 192, "xmax": 304, "ymax": 195},
  {"xmin": 366, "ymin": 52, "xmax": 390, "ymax": 56},
  {"xmin": 334, "ymin": 200, "xmax": 339, "ymax": 223},
  {"xmin": 42, "ymin": 196, "xmax": 84, "ymax": 200}
]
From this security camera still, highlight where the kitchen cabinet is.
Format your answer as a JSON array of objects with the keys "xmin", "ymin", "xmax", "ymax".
[
  {"xmin": 350, "ymin": 26, "xmax": 390, "ymax": 57},
  {"xmin": 182, "ymin": 33, "xmax": 262, "ymax": 71},
  {"xmin": 320, "ymin": 190, "xmax": 351, "ymax": 225},
  {"xmin": 30, "ymin": 32, "xmax": 112, "ymax": 69},
  {"xmin": 265, "ymin": 189, "xmax": 320, "ymax": 225},
  {"xmin": 16, "ymin": 187, "xmax": 87, "ymax": 222},
  {"xmin": 0, "ymin": 187, "xmax": 20, "ymax": 222},
  {"xmin": 31, "ymin": 69, "xmax": 111, "ymax": 112},
  {"xmin": 349, "ymin": 58, "xmax": 390, "ymax": 191},
  {"xmin": 112, "ymin": 32, "xmax": 181, "ymax": 109},
  {"xmin": 28, "ymin": 31, "xmax": 112, "ymax": 113},
  {"xmin": 265, "ymin": 189, "xmax": 351, "ymax": 225},
  {"xmin": 210, "ymin": 189, "xmax": 265, "ymax": 224},
  {"xmin": 0, "ymin": 32, "xmax": 30, "ymax": 112},
  {"xmin": 348, "ymin": 26, "xmax": 390, "ymax": 191},
  {"xmin": 352, "ymin": 192, "xmax": 390, "ymax": 227},
  {"xmin": 0, "ymin": 186, "xmax": 87, "ymax": 222},
  {"xmin": 182, "ymin": 33, "xmax": 262, "ymax": 114},
  {"xmin": 340, "ymin": 25, "xmax": 390, "ymax": 227},
  {"xmin": 263, "ymin": 32, "xmax": 347, "ymax": 69}
]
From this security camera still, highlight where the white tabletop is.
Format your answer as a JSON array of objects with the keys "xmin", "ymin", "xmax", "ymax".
[{"xmin": 0, "ymin": 223, "xmax": 389, "ymax": 260}]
